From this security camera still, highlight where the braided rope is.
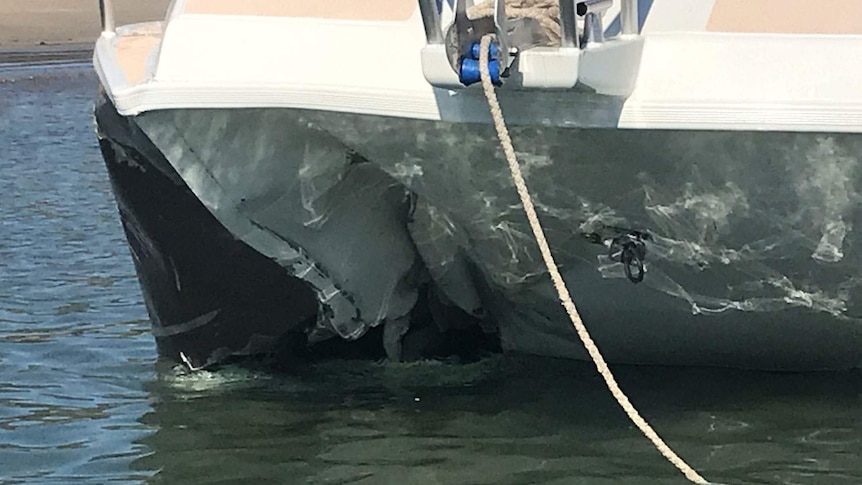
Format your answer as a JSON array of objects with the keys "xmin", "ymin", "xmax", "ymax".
[
  {"xmin": 477, "ymin": 34, "xmax": 709, "ymax": 485},
  {"xmin": 468, "ymin": 0, "xmax": 562, "ymax": 43}
]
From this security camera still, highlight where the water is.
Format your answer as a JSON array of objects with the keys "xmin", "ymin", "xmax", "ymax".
[{"xmin": 0, "ymin": 64, "xmax": 860, "ymax": 485}]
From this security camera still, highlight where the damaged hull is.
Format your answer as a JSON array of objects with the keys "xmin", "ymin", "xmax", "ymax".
[
  {"xmin": 95, "ymin": 97, "xmax": 862, "ymax": 370},
  {"xmin": 96, "ymin": 99, "xmax": 319, "ymax": 368}
]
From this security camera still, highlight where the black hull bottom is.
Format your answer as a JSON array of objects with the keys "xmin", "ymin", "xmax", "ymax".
[{"xmin": 96, "ymin": 100, "xmax": 319, "ymax": 368}]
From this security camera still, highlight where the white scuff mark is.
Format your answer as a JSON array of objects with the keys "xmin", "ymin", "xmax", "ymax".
[
  {"xmin": 496, "ymin": 270, "xmax": 545, "ymax": 287},
  {"xmin": 191, "ymin": 111, "xmax": 229, "ymax": 165},
  {"xmin": 490, "ymin": 220, "xmax": 533, "ymax": 265},
  {"xmin": 169, "ymin": 255, "xmax": 182, "ymax": 292},
  {"xmin": 577, "ymin": 204, "xmax": 627, "ymax": 234},
  {"xmin": 640, "ymin": 268, "xmax": 702, "ymax": 313},
  {"xmin": 297, "ymin": 141, "xmax": 347, "ymax": 229},
  {"xmin": 812, "ymin": 219, "xmax": 848, "ymax": 263},
  {"xmin": 628, "ymin": 140, "xmax": 859, "ymax": 317},
  {"xmin": 528, "ymin": 195, "xmax": 583, "ymax": 224},
  {"xmin": 273, "ymin": 246, "xmax": 303, "ymax": 266},
  {"xmin": 374, "ymin": 286, "xmax": 392, "ymax": 326},
  {"xmin": 681, "ymin": 275, "xmax": 846, "ymax": 318},
  {"xmin": 112, "ymin": 143, "xmax": 146, "ymax": 172},
  {"xmin": 640, "ymin": 180, "xmax": 762, "ymax": 270},
  {"xmin": 795, "ymin": 136, "xmax": 859, "ymax": 263},
  {"xmin": 648, "ymin": 235, "xmax": 713, "ymax": 269},
  {"xmin": 468, "ymin": 192, "xmax": 505, "ymax": 228},
  {"xmin": 771, "ymin": 275, "xmax": 848, "ymax": 317},
  {"xmin": 179, "ymin": 352, "xmax": 204, "ymax": 372},
  {"xmin": 707, "ymin": 415, "xmax": 751, "ymax": 433},
  {"xmin": 515, "ymin": 151, "xmax": 552, "ymax": 178},
  {"xmin": 390, "ymin": 155, "xmax": 425, "ymax": 185},
  {"xmin": 596, "ymin": 254, "xmax": 648, "ymax": 280},
  {"xmin": 644, "ymin": 181, "xmax": 749, "ymax": 246},
  {"xmin": 319, "ymin": 284, "xmax": 341, "ymax": 304},
  {"xmin": 173, "ymin": 151, "xmax": 223, "ymax": 212},
  {"xmin": 425, "ymin": 204, "xmax": 458, "ymax": 240},
  {"xmin": 623, "ymin": 256, "xmax": 852, "ymax": 318},
  {"xmin": 151, "ymin": 309, "xmax": 221, "ymax": 337},
  {"xmin": 648, "ymin": 233, "xmax": 788, "ymax": 269}
]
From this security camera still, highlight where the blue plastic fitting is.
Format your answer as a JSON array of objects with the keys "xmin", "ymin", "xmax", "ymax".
[
  {"xmin": 470, "ymin": 42, "xmax": 499, "ymax": 60},
  {"xmin": 459, "ymin": 58, "xmax": 500, "ymax": 86}
]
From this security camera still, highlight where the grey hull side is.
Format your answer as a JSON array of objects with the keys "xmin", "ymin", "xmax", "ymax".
[{"xmin": 132, "ymin": 106, "xmax": 862, "ymax": 370}]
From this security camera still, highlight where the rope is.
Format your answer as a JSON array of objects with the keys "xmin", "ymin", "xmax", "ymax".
[
  {"xmin": 468, "ymin": 0, "xmax": 562, "ymax": 44},
  {"xmin": 477, "ymin": 34, "xmax": 709, "ymax": 485}
]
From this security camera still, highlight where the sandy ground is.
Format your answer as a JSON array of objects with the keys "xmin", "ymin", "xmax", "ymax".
[{"xmin": 0, "ymin": 0, "xmax": 170, "ymax": 48}]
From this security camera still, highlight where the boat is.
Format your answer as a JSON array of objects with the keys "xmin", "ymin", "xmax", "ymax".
[{"xmin": 93, "ymin": 0, "xmax": 862, "ymax": 371}]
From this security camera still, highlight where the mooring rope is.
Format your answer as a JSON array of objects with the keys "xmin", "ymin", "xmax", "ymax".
[
  {"xmin": 467, "ymin": 0, "xmax": 562, "ymax": 44},
  {"xmin": 477, "ymin": 34, "xmax": 709, "ymax": 485}
]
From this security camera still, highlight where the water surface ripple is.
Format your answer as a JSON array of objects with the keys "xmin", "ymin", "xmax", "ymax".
[{"xmin": 0, "ymin": 64, "xmax": 859, "ymax": 485}]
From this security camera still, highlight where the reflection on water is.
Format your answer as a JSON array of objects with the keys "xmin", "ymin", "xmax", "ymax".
[
  {"xmin": 0, "ymin": 64, "xmax": 860, "ymax": 485},
  {"xmin": 134, "ymin": 359, "xmax": 860, "ymax": 485},
  {"xmin": 0, "ymin": 63, "xmax": 156, "ymax": 482}
]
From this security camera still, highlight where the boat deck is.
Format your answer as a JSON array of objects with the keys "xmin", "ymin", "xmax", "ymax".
[
  {"xmin": 114, "ymin": 23, "xmax": 161, "ymax": 86},
  {"xmin": 97, "ymin": 0, "xmax": 862, "ymax": 132}
]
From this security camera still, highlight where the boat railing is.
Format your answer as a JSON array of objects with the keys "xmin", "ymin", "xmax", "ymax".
[
  {"xmin": 418, "ymin": 0, "xmax": 639, "ymax": 48},
  {"xmin": 418, "ymin": 0, "xmax": 644, "ymax": 93},
  {"xmin": 620, "ymin": 0, "xmax": 639, "ymax": 36},
  {"xmin": 99, "ymin": 0, "xmax": 115, "ymax": 34}
]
